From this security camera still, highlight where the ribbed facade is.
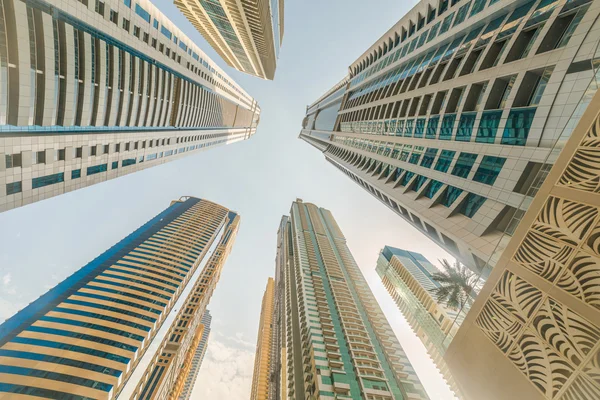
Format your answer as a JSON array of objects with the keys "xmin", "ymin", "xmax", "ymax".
[
  {"xmin": 376, "ymin": 247, "xmax": 463, "ymax": 398},
  {"xmin": 278, "ymin": 199, "xmax": 429, "ymax": 400},
  {"xmin": 300, "ymin": 0, "xmax": 600, "ymax": 274},
  {"xmin": 250, "ymin": 278, "xmax": 275, "ymax": 400},
  {"xmin": 0, "ymin": 0, "xmax": 260, "ymax": 212},
  {"xmin": 179, "ymin": 310, "xmax": 212, "ymax": 400},
  {"xmin": 174, "ymin": 0, "xmax": 284, "ymax": 79},
  {"xmin": 0, "ymin": 197, "xmax": 239, "ymax": 400}
]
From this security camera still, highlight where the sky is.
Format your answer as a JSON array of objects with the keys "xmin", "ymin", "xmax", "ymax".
[{"xmin": 0, "ymin": 0, "xmax": 458, "ymax": 399}]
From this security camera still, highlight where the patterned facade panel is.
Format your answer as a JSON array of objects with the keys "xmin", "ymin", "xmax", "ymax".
[{"xmin": 556, "ymin": 250, "xmax": 600, "ymax": 311}]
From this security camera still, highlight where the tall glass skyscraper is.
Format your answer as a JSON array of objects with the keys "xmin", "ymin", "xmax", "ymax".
[
  {"xmin": 0, "ymin": 197, "xmax": 239, "ymax": 400},
  {"xmin": 250, "ymin": 278, "xmax": 275, "ymax": 400},
  {"xmin": 300, "ymin": 0, "xmax": 600, "ymax": 274},
  {"xmin": 376, "ymin": 247, "xmax": 463, "ymax": 398},
  {"xmin": 174, "ymin": 0, "xmax": 284, "ymax": 80},
  {"xmin": 0, "ymin": 0, "xmax": 260, "ymax": 213},
  {"xmin": 179, "ymin": 310, "xmax": 212, "ymax": 400},
  {"xmin": 254, "ymin": 199, "xmax": 430, "ymax": 400}
]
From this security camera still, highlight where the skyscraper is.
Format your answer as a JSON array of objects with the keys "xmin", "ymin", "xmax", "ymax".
[
  {"xmin": 262, "ymin": 199, "xmax": 430, "ymax": 400},
  {"xmin": 300, "ymin": 0, "xmax": 600, "ymax": 273},
  {"xmin": 0, "ymin": 197, "xmax": 239, "ymax": 400},
  {"xmin": 250, "ymin": 278, "xmax": 275, "ymax": 400},
  {"xmin": 444, "ymin": 67, "xmax": 600, "ymax": 400},
  {"xmin": 174, "ymin": 0, "xmax": 284, "ymax": 80},
  {"xmin": 376, "ymin": 247, "xmax": 463, "ymax": 398},
  {"xmin": 179, "ymin": 310, "xmax": 212, "ymax": 400},
  {"xmin": 0, "ymin": 0, "xmax": 260, "ymax": 213}
]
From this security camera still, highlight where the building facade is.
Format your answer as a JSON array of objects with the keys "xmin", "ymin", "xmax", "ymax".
[
  {"xmin": 443, "ymin": 64, "xmax": 600, "ymax": 400},
  {"xmin": 0, "ymin": 0, "xmax": 260, "ymax": 213},
  {"xmin": 179, "ymin": 310, "xmax": 212, "ymax": 400},
  {"xmin": 376, "ymin": 247, "xmax": 463, "ymax": 397},
  {"xmin": 174, "ymin": 0, "xmax": 284, "ymax": 80},
  {"xmin": 275, "ymin": 199, "xmax": 429, "ymax": 400},
  {"xmin": 250, "ymin": 278, "xmax": 275, "ymax": 400},
  {"xmin": 300, "ymin": 0, "xmax": 600, "ymax": 274},
  {"xmin": 0, "ymin": 197, "xmax": 239, "ymax": 400}
]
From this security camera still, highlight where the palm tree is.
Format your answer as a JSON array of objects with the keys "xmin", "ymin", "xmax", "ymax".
[{"xmin": 430, "ymin": 259, "xmax": 477, "ymax": 310}]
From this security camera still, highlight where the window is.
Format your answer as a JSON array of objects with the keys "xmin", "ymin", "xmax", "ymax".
[
  {"xmin": 87, "ymin": 164, "xmax": 108, "ymax": 176},
  {"xmin": 153, "ymin": 19, "xmax": 159, "ymax": 29},
  {"xmin": 72, "ymin": 169, "xmax": 81, "ymax": 179},
  {"xmin": 122, "ymin": 18, "xmax": 130, "ymax": 32},
  {"xmin": 453, "ymin": 2, "xmax": 471, "ymax": 26},
  {"xmin": 473, "ymin": 156, "xmax": 506, "ymax": 185},
  {"xmin": 456, "ymin": 113, "xmax": 476, "ymax": 141},
  {"xmin": 58, "ymin": 150, "xmax": 65, "ymax": 161},
  {"xmin": 5, "ymin": 154, "xmax": 22, "ymax": 169},
  {"xmin": 6, "ymin": 182, "xmax": 22, "ymax": 195},
  {"xmin": 537, "ymin": 5, "xmax": 590, "ymax": 52},
  {"xmin": 412, "ymin": 175, "xmax": 428, "ymax": 192},
  {"xmin": 90, "ymin": 147, "xmax": 97, "ymax": 156},
  {"xmin": 110, "ymin": 10, "xmax": 118, "ymax": 24},
  {"xmin": 439, "ymin": 114, "xmax": 455, "ymax": 140},
  {"xmin": 424, "ymin": 180, "xmax": 443, "ymax": 198},
  {"xmin": 123, "ymin": 0, "xmax": 131, "ymax": 7},
  {"xmin": 32, "ymin": 173, "xmax": 65, "ymax": 189},
  {"xmin": 459, "ymin": 193, "xmax": 487, "ymax": 217},
  {"xmin": 161, "ymin": 26, "xmax": 172, "ymax": 40},
  {"xmin": 414, "ymin": 119, "xmax": 426, "ymax": 138},
  {"xmin": 476, "ymin": 110, "xmax": 503, "ymax": 143},
  {"xmin": 135, "ymin": 4, "xmax": 151, "ymax": 23},
  {"xmin": 513, "ymin": 67, "xmax": 554, "ymax": 107},
  {"xmin": 420, "ymin": 148, "xmax": 438, "ymax": 168},
  {"xmin": 451, "ymin": 152, "xmax": 477, "ymax": 178},
  {"xmin": 434, "ymin": 150, "xmax": 456, "ymax": 172},
  {"xmin": 502, "ymin": 107, "xmax": 536, "ymax": 145},
  {"xmin": 112, "ymin": 161, "xmax": 118, "ymax": 169},
  {"xmin": 133, "ymin": 26, "xmax": 140, "ymax": 38},
  {"xmin": 470, "ymin": 0, "xmax": 487, "ymax": 16},
  {"xmin": 440, "ymin": 186, "xmax": 463, "ymax": 207},
  {"xmin": 122, "ymin": 159, "xmax": 136, "ymax": 167},
  {"xmin": 426, "ymin": 116, "xmax": 439, "ymax": 139},
  {"xmin": 103, "ymin": 145, "xmax": 109, "ymax": 154},
  {"xmin": 398, "ymin": 171, "xmax": 415, "ymax": 186}
]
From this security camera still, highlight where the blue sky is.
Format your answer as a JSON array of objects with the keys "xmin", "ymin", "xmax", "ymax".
[{"xmin": 0, "ymin": 0, "xmax": 457, "ymax": 398}]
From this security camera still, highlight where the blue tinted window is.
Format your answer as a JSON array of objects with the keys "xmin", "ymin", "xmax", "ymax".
[
  {"xmin": 473, "ymin": 156, "xmax": 506, "ymax": 185},
  {"xmin": 0, "ymin": 365, "xmax": 112, "ymax": 392},
  {"xmin": 123, "ymin": 0, "xmax": 131, "ymax": 7},
  {"xmin": 441, "ymin": 186, "xmax": 463, "ymax": 207},
  {"xmin": 502, "ymin": 107, "xmax": 536, "ymax": 145},
  {"xmin": 453, "ymin": 2, "xmax": 471, "ymax": 26},
  {"xmin": 0, "ymin": 383, "xmax": 96, "ymax": 399},
  {"xmin": 398, "ymin": 171, "xmax": 415, "ymax": 186},
  {"xmin": 75, "ymin": 290, "xmax": 161, "ymax": 315},
  {"xmin": 434, "ymin": 150, "xmax": 456, "ymax": 172},
  {"xmin": 404, "ymin": 119, "xmax": 414, "ymax": 137},
  {"xmin": 409, "ymin": 152, "xmax": 421, "ymax": 165},
  {"xmin": 451, "ymin": 153, "xmax": 477, "ymax": 178},
  {"xmin": 32, "ymin": 173, "xmax": 64, "ymax": 189},
  {"xmin": 63, "ymin": 298, "xmax": 157, "ymax": 323},
  {"xmin": 470, "ymin": 0, "xmax": 487, "ymax": 16},
  {"xmin": 439, "ymin": 114, "xmax": 455, "ymax": 140},
  {"xmin": 440, "ymin": 12, "xmax": 455, "ymax": 34},
  {"xmin": 412, "ymin": 175, "xmax": 428, "ymax": 191},
  {"xmin": 112, "ymin": 161, "xmax": 118, "ymax": 169},
  {"xmin": 87, "ymin": 163, "xmax": 107, "ymax": 176},
  {"xmin": 392, "ymin": 167, "xmax": 404, "ymax": 181},
  {"xmin": 122, "ymin": 158, "xmax": 136, "ymax": 167},
  {"xmin": 420, "ymin": 148, "xmax": 438, "ymax": 168},
  {"xmin": 84, "ymin": 284, "xmax": 167, "ymax": 307},
  {"xmin": 460, "ymin": 193, "xmax": 487, "ymax": 217},
  {"xmin": 0, "ymin": 349, "xmax": 122, "ymax": 377},
  {"xmin": 396, "ymin": 120, "xmax": 404, "ymax": 136},
  {"xmin": 161, "ymin": 26, "xmax": 172, "ymax": 40},
  {"xmin": 39, "ymin": 316, "xmax": 145, "ymax": 341},
  {"xmin": 153, "ymin": 19, "xmax": 158, "ymax": 29},
  {"xmin": 25, "ymin": 326, "xmax": 138, "ymax": 352},
  {"xmin": 476, "ymin": 110, "xmax": 502, "ymax": 143},
  {"xmin": 424, "ymin": 180, "xmax": 443, "ymax": 198},
  {"xmin": 414, "ymin": 119, "xmax": 426, "ymax": 138},
  {"xmin": 135, "ymin": 4, "xmax": 150, "ymax": 23},
  {"xmin": 71, "ymin": 169, "xmax": 81, "ymax": 179},
  {"xmin": 426, "ymin": 116, "xmax": 439, "ymax": 139},
  {"xmin": 6, "ymin": 181, "xmax": 21, "ymax": 195},
  {"xmin": 11, "ymin": 336, "xmax": 130, "ymax": 364},
  {"xmin": 456, "ymin": 112, "xmax": 476, "ymax": 142},
  {"xmin": 52, "ymin": 307, "xmax": 151, "ymax": 332},
  {"xmin": 92, "ymin": 278, "xmax": 170, "ymax": 300}
]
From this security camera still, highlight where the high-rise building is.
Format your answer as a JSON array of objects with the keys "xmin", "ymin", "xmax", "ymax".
[
  {"xmin": 250, "ymin": 278, "xmax": 275, "ymax": 400},
  {"xmin": 443, "ymin": 67, "xmax": 600, "ymax": 400},
  {"xmin": 179, "ymin": 310, "xmax": 212, "ymax": 400},
  {"xmin": 0, "ymin": 197, "xmax": 239, "ymax": 400},
  {"xmin": 376, "ymin": 247, "xmax": 463, "ymax": 398},
  {"xmin": 174, "ymin": 0, "xmax": 284, "ymax": 80},
  {"xmin": 0, "ymin": 0, "xmax": 260, "ymax": 213},
  {"xmin": 300, "ymin": 0, "xmax": 600, "ymax": 274},
  {"xmin": 269, "ymin": 199, "xmax": 430, "ymax": 400}
]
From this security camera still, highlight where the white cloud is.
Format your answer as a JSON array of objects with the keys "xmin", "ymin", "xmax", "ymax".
[
  {"xmin": 2, "ymin": 273, "xmax": 11, "ymax": 286},
  {"xmin": 191, "ymin": 338, "xmax": 254, "ymax": 399}
]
